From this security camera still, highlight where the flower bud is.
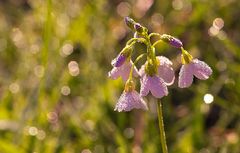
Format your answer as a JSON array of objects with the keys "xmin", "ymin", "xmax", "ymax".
[
  {"xmin": 134, "ymin": 23, "xmax": 144, "ymax": 33},
  {"xmin": 124, "ymin": 17, "xmax": 136, "ymax": 31},
  {"xmin": 160, "ymin": 34, "xmax": 183, "ymax": 48}
]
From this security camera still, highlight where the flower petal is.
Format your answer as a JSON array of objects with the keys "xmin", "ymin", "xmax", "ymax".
[
  {"xmin": 157, "ymin": 56, "xmax": 173, "ymax": 65},
  {"xmin": 111, "ymin": 54, "xmax": 126, "ymax": 67},
  {"xmin": 121, "ymin": 61, "xmax": 139, "ymax": 81},
  {"xmin": 114, "ymin": 90, "xmax": 148, "ymax": 112},
  {"xmin": 139, "ymin": 64, "xmax": 145, "ymax": 77},
  {"xmin": 140, "ymin": 75, "xmax": 150, "ymax": 97},
  {"xmin": 131, "ymin": 90, "xmax": 148, "ymax": 110},
  {"xmin": 148, "ymin": 76, "xmax": 168, "ymax": 98},
  {"xmin": 178, "ymin": 64, "xmax": 194, "ymax": 88},
  {"xmin": 157, "ymin": 56, "xmax": 175, "ymax": 85},
  {"xmin": 121, "ymin": 64, "xmax": 131, "ymax": 81},
  {"xmin": 108, "ymin": 67, "xmax": 121, "ymax": 80},
  {"xmin": 192, "ymin": 59, "xmax": 212, "ymax": 80},
  {"xmin": 108, "ymin": 61, "xmax": 138, "ymax": 82}
]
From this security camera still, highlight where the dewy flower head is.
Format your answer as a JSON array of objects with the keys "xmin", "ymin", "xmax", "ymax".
[
  {"xmin": 160, "ymin": 34, "xmax": 183, "ymax": 48},
  {"xmin": 178, "ymin": 49, "xmax": 212, "ymax": 88},
  {"xmin": 114, "ymin": 79, "xmax": 148, "ymax": 112},
  {"xmin": 139, "ymin": 60, "xmax": 168, "ymax": 98}
]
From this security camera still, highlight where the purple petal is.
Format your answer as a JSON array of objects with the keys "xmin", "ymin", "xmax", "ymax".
[
  {"xmin": 121, "ymin": 61, "xmax": 139, "ymax": 81},
  {"xmin": 192, "ymin": 59, "xmax": 212, "ymax": 80},
  {"xmin": 157, "ymin": 56, "xmax": 173, "ymax": 65},
  {"xmin": 139, "ymin": 64, "xmax": 145, "ymax": 77},
  {"xmin": 178, "ymin": 64, "xmax": 194, "ymax": 88},
  {"xmin": 140, "ymin": 75, "xmax": 150, "ymax": 97},
  {"xmin": 111, "ymin": 54, "xmax": 126, "ymax": 67},
  {"xmin": 108, "ymin": 67, "xmax": 121, "ymax": 80},
  {"xmin": 157, "ymin": 56, "xmax": 175, "ymax": 85},
  {"xmin": 114, "ymin": 90, "xmax": 148, "ymax": 112},
  {"xmin": 148, "ymin": 76, "xmax": 168, "ymax": 98},
  {"xmin": 108, "ymin": 61, "xmax": 139, "ymax": 82},
  {"xmin": 121, "ymin": 63, "xmax": 132, "ymax": 81}
]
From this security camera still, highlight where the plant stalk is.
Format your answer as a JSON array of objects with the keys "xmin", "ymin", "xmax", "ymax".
[{"xmin": 157, "ymin": 100, "xmax": 168, "ymax": 153}]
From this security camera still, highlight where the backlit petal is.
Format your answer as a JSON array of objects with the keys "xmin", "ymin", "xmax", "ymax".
[
  {"xmin": 157, "ymin": 56, "xmax": 175, "ymax": 85},
  {"xmin": 178, "ymin": 64, "xmax": 194, "ymax": 88},
  {"xmin": 140, "ymin": 75, "xmax": 150, "ymax": 97},
  {"xmin": 148, "ymin": 76, "xmax": 168, "ymax": 98},
  {"xmin": 192, "ymin": 59, "xmax": 212, "ymax": 80},
  {"xmin": 114, "ymin": 90, "xmax": 148, "ymax": 112}
]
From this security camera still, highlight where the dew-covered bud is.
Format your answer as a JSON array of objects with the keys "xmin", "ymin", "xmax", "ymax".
[
  {"xmin": 134, "ymin": 23, "xmax": 144, "ymax": 33},
  {"xmin": 124, "ymin": 17, "xmax": 136, "ymax": 31},
  {"xmin": 160, "ymin": 34, "xmax": 183, "ymax": 48},
  {"xmin": 169, "ymin": 38, "xmax": 183, "ymax": 48}
]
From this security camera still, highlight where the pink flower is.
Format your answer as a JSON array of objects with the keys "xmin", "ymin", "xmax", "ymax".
[
  {"xmin": 178, "ymin": 59, "xmax": 212, "ymax": 88},
  {"xmin": 139, "ymin": 56, "xmax": 175, "ymax": 85},
  {"xmin": 108, "ymin": 60, "xmax": 139, "ymax": 81},
  {"xmin": 140, "ymin": 75, "xmax": 168, "ymax": 98},
  {"xmin": 114, "ymin": 90, "xmax": 148, "ymax": 112}
]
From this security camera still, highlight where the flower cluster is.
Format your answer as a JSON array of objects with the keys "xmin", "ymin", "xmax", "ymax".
[{"xmin": 109, "ymin": 17, "xmax": 212, "ymax": 112}]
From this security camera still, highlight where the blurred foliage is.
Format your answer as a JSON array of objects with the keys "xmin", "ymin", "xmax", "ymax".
[{"xmin": 0, "ymin": 0, "xmax": 240, "ymax": 153}]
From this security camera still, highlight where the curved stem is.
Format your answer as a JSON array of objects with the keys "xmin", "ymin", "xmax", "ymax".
[
  {"xmin": 129, "ymin": 53, "xmax": 146, "ymax": 79},
  {"xmin": 153, "ymin": 40, "xmax": 163, "ymax": 47},
  {"xmin": 126, "ymin": 38, "xmax": 139, "ymax": 45},
  {"xmin": 157, "ymin": 100, "xmax": 168, "ymax": 153},
  {"xmin": 144, "ymin": 35, "xmax": 155, "ymax": 63},
  {"xmin": 149, "ymin": 32, "xmax": 161, "ymax": 38},
  {"xmin": 127, "ymin": 38, "xmax": 147, "ymax": 46}
]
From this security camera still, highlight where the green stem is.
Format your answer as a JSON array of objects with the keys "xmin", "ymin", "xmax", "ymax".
[
  {"xmin": 126, "ymin": 38, "xmax": 139, "ymax": 45},
  {"xmin": 144, "ymin": 35, "xmax": 153, "ymax": 60},
  {"xmin": 149, "ymin": 32, "xmax": 161, "ymax": 38},
  {"xmin": 129, "ymin": 53, "xmax": 146, "ymax": 79},
  {"xmin": 126, "ymin": 38, "xmax": 147, "ymax": 46},
  {"xmin": 153, "ymin": 40, "xmax": 163, "ymax": 47},
  {"xmin": 157, "ymin": 100, "xmax": 168, "ymax": 153}
]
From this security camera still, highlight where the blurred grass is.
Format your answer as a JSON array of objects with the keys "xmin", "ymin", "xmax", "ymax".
[{"xmin": 0, "ymin": 0, "xmax": 240, "ymax": 153}]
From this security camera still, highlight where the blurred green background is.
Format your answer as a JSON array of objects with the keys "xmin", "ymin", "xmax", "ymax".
[{"xmin": 0, "ymin": 0, "xmax": 240, "ymax": 153}]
